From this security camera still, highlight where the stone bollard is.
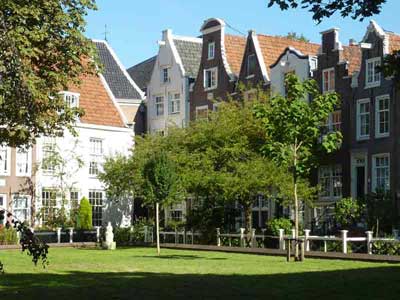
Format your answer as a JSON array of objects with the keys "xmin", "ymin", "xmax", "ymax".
[
  {"xmin": 251, "ymin": 229, "xmax": 256, "ymax": 248},
  {"xmin": 324, "ymin": 239, "xmax": 328, "ymax": 253},
  {"xmin": 69, "ymin": 228, "xmax": 74, "ymax": 244},
  {"xmin": 95, "ymin": 226, "xmax": 100, "ymax": 243},
  {"xmin": 279, "ymin": 229, "xmax": 285, "ymax": 250},
  {"xmin": 304, "ymin": 229, "xmax": 310, "ymax": 252},
  {"xmin": 341, "ymin": 230, "xmax": 348, "ymax": 254},
  {"xmin": 291, "ymin": 229, "xmax": 296, "ymax": 239},
  {"xmin": 57, "ymin": 227, "xmax": 62, "ymax": 244},
  {"xmin": 216, "ymin": 228, "xmax": 221, "ymax": 247},
  {"xmin": 366, "ymin": 231, "xmax": 373, "ymax": 255},
  {"xmin": 240, "ymin": 228, "xmax": 245, "ymax": 247}
]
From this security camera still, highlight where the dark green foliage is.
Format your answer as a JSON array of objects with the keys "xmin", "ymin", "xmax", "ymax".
[
  {"xmin": 113, "ymin": 219, "xmax": 153, "ymax": 246},
  {"xmin": 334, "ymin": 198, "xmax": 364, "ymax": 229},
  {"xmin": 266, "ymin": 218, "xmax": 293, "ymax": 236},
  {"xmin": 381, "ymin": 50, "xmax": 400, "ymax": 84},
  {"xmin": 268, "ymin": 0, "xmax": 386, "ymax": 22},
  {"xmin": 77, "ymin": 197, "xmax": 92, "ymax": 230},
  {"xmin": 372, "ymin": 240, "xmax": 400, "ymax": 255}
]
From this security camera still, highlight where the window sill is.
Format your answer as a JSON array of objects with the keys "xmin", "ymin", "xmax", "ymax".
[
  {"xmin": 375, "ymin": 133, "xmax": 389, "ymax": 139},
  {"xmin": 168, "ymin": 112, "xmax": 181, "ymax": 115},
  {"xmin": 246, "ymin": 74, "xmax": 255, "ymax": 79},
  {"xmin": 365, "ymin": 82, "xmax": 381, "ymax": 89},
  {"xmin": 356, "ymin": 135, "xmax": 370, "ymax": 141},
  {"xmin": 204, "ymin": 86, "xmax": 217, "ymax": 92}
]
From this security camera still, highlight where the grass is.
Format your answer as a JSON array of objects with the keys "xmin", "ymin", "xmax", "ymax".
[{"xmin": 1, "ymin": 247, "xmax": 400, "ymax": 299}]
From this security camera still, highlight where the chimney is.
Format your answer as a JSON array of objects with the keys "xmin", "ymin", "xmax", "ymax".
[
  {"xmin": 162, "ymin": 29, "xmax": 172, "ymax": 41},
  {"xmin": 349, "ymin": 38, "xmax": 358, "ymax": 46},
  {"xmin": 320, "ymin": 28, "xmax": 342, "ymax": 53}
]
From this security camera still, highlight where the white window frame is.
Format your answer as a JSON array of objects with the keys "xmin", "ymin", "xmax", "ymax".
[
  {"xmin": 60, "ymin": 91, "xmax": 80, "ymax": 108},
  {"xmin": 89, "ymin": 138, "xmax": 103, "ymax": 177},
  {"xmin": 375, "ymin": 94, "xmax": 390, "ymax": 138},
  {"xmin": 318, "ymin": 165, "xmax": 343, "ymax": 200},
  {"xmin": 0, "ymin": 146, "xmax": 11, "ymax": 176},
  {"xmin": 168, "ymin": 92, "xmax": 181, "ymax": 115},
  {"xmin": 89, "ymin": 190, "xmax": 104, "ymax": 227},
  {"xmin": 12, "ymin": 194, "xmax": 30, "ymax": 223},
  {"xmin": 42, "ymin": 137, "xmax": 57, "ymax": 174},
  {"xmin": 0, "ymin": 194, "xmax": 6, "ymax": 210},
  {"xmin": 41, "ymin": 188, "xmax": 57, "ymax": 224},
  {"xmin": 204, "ymin": 67, "xmax": 218, "ymax": 91},
  {"xmin": 161, "ymin": 67, "xmax": 170, "ymax": 84},
  {"xmin": 196, "ymin": 105, "xmax": 209, "ymax": 120},
  {"xmin": 155, "ymin": 96, "xmax": 164, "ymax": 117},
  {"xmin": 322, "ymin": 68, "xmax": 335, "ymax": 93},
  {"xmin": 356, "ymin": 98, "xmax": 370, "ymax": 141},
  {"xmin": 208, "ymin": 42, "xmax": 215, "ymax": 60},
  {"xmin": 16, "ymin": 147, "xmax": 32, "ymax": 177},
  {"xmin": 365, "ymin": 57, "xmax": 381, "ymax": 88},
  {"xmin": 372, "ymin": 153, "xmax": 390, "ymax": 192}
]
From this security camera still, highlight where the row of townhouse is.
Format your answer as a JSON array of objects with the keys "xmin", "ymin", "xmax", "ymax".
[
  {"xmin": 1, "ymin": 40, "xmax": 146, "ymax": 228},
  {"xmin": 128, "ymin": 17, "xmax": 400, "ymax": 230}
]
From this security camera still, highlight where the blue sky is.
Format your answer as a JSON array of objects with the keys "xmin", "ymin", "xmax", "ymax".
[{"xmin": 85, "ymin": 0, "xmax": 399, "ymax": 68}]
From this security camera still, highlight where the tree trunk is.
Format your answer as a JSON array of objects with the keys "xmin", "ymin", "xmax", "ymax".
[
  {"xmin": 156, "ymin": 202, "xmax": 160, "ymax": 256},
  {"xmin": 244, "ymin": 204, "xmax": 252, "ymax": 234},
  {"xmin": 294, "ymin": 179, "xmax": 299, "ymax": 261}
]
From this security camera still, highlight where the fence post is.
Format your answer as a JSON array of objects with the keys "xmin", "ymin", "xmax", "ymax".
[
  {"xmin": 304, "ymin": 229, "xmax": 310, "ymax": 252},
  {"xmin": 57, "ymin": 227, "xmax": 62, "ymax": 244},
  {"xmin": 366, "ymin": 231, "xmax": 373, "ymax": 255},
  {"xmin": 183, "ymin": 230, "xmax": 186, "ymax": 244},
  {"xmin": 16, "ymin": 231, "xmax": 21, "ymax": 244},
  {"xmin": 291, "ymin": 229, "xmax": 295, "ymax": 239},
  {"xmin": 240, "ymin": 228, "xmax": 245, "ymax": 247},
  {"xmin": 279, "ymin": 229, "xmax": 285, "ymax": 250},
  {"xmin": 96, "ymin": 226, "xmax": 100, "ymax": 243},
  {"xmin": 129, "ymin": 226, "xmax": 134, "ymax": 245},
  {"xmin": 251, "ymin": 229, "xmax": 256, "ymax": 248},
  {"xmin": 191, "ymin": 231, "xmax": 194, "ymax": 245},
  {"xmin": 216, "ymin": 228, "xmax": 221, "ymax": 246},
  {"xmin": 324, "ymin": 238, "xmax": 327, "ymax": 252},
  {"xmin": 261, "ymin": 229, "xmax": 266, "ymax": 248},
  {"xmin": 341, "ymin": 230, "xmax": 348, "ymax": 254},
  {"xmin": 175, "ymin": 229, "xmax": 178, "ymax": 244},
  {"xmin": 144, "ymin": 226, "xmax": 148, "ymax": 243},
  {"xmin": 393, "ymin": 229, "xmax": 399, "ymax": 240},
  {"xmin": 69, "ymin": 228, "xmax": 73, "ymax": 244}
]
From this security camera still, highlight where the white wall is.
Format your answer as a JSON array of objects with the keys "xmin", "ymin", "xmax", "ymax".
[
  {"xmin": 146, "ymin": 30, "xmax": 188, "ymax": 134},
  {"xmin": 35, "ymin": 123, "xmax": 134, "ymax": 227},
  {"xmin": 270, "ymin": 49, "xmax": 317, "ymax": 97}
]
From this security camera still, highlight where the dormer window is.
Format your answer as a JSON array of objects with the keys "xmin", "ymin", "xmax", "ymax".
[
  {"xmin": 62, "ymin": 92, "xmax": 80, "ymax": 108},
  {"xmin": 366, "ymin": 57, "xmax": 381, "ymax": 88},
  {"xmin": 247, "ymin": 54, "xmax": 257, "ymax": 77},
  {"xmin": 208, "ymin": 42, "xmax": 215, "ymax": 60},
  {"xmin": 322, "ymin": 68, "xmax": 335, "ymax": 93},
  {"xmin": 162, "ymin": 67, "xmax": 170, "ymax": 84}
]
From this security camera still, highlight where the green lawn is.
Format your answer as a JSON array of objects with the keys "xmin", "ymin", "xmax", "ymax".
[{"xmin": 1, "ymin": 247, "xmax": 399, "ymax": 300}]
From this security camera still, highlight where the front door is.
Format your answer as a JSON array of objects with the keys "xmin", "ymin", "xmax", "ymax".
[
  {"xmin": 352, "ymin": 155, "xmax": 367, "ymax": 199},
  {"xmin": 356, "ymin": 166, "xmax": 366, "ymax": 199}
]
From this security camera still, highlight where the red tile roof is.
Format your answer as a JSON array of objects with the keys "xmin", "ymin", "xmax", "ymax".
[
  {"xmin": 342, "ymin": 45, "xmax": 362, "ymax": 75},
  {"xmin": 224, "ymin": 34, "xmax": 246, "ymax": 75},
  {"xmin": 257, "ymin": 35, "xmax": 320, "ymax": 74},
  {"xmin": 388, "ymin": 32, "xmax": 400, "ymax": 53},
  {"xmin": 69, "ymin": 74, "xmax": 126, "ymax": 128}
]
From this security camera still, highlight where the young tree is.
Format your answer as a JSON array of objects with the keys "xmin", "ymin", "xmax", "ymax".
[
  {"xmin": 254, "ymin": 74, "xmax": 342, "ymax": 260},
  {"xmin": 77, "ymin": 197, "xmax": 92, "ymax": 230},
  {"xmin": 0, "ymin": 0, "xmax": 97, "ymax": 147},
  {"xmin": 142, "ymin": 152, "xmax": 183, "ymax": 256},
  {"xmin": 268, "ymin": 0, "xmax": 387, "ymax": 22}
]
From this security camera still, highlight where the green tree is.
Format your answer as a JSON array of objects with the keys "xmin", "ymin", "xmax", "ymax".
[
  {"xmin": 254, "ymin": 73, "xmax": 342, "ymax": 260},
  {"xmin": 334, "ymin": 198, "xmax": 364, "ymax": 229},
  {"xmin": 77, "ymin": 197, "xmax": 92, "ymax": 230},
  {"xmin": 268, "ymin": 0, "xmax": 386, "ymax": 22},
  {"xmin": 0, "ymin": 0, "xmax": 97, "ymax": 147},
  {"xmin": 142, "ymin": 151, "xmax": 183, "ymax": 256},
  {"xmin": 284, "ymin": 32, "xmax": 309, "ymax": 42}
]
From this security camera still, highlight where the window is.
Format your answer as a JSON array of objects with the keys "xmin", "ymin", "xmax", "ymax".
[
  {"xmin": 61, "ymin": 92, "xmax": 79, "ymax": 108},
  {"xmin": 70, "ymin": 191, "xmax": 79, "ymax": 210},
  {"xmin": 0, "ymin": 194, "xmax": 5, "ymax": 209},
  {"xmin": 357, "ymin": 99, "xmax": 370, "ymax": 140},
  {"xmin": 366, "ymin": 57, "xmax": 381, "ymax": 87},
  {"xmin": 204, "ymin": 67, "xmax": 218, "ymax": 90},
  {"xmin": 89, "ymin": 138, "xmax": 103, "ymax": 176},
  {"xmin": 208, "ymin": 42, "xmax": 215, "ymax": 60},
  {"xmin": 322, "ymin": 68, "xmax": 335, "ymax": 93},
  {"xmin": 162, "ymin": 68, "xmax": 170, "ymax": 84},
  {"xmin": 375, "ymin": 95, "xmax": 390, "ymax": 138},
  {"xmin": 247, "ymin": 54, "xmax": 257, "ymax": 76},
  {"xmin": 16, "ymin": 147, "xmax": 31, "ymax": 176},
  {"xmin": 12, "ymin": 195, "xmax": 29, "ymax": 223},
  {"xmin": 41, "ymin": 189, "xmax": 57, "ymax": 223},
  {"xmin": 89, "ymin": 190, "xmax": 103, "ymax": 227},
  {"xmin": 322, "ymin": 110, "xmax": 342, "ymax": 134},
  {"xmin": 42, "ymin": 137, "xmax": 56, "ymax": 173},
  {"xmin": 155, "ymin": 96, "xmax": 164, "ymax": 116},
  {"xmin": 0, "ymin": 146, "xmax": 10, "ymax": 176},
  {"xmin": 196, "ymin": 105, "xmax": 208, "ymax": 120},
  {"xmin": 372, "ymin": 154, "xmax": 390, "ymax": 192},
  {"xmin": 168, "ymin": 93, "xmax": 180, "ymax": 114},
  {"xmin": 169, "ymin": 203, "xmax": 184, "ymax": 221},
  {"xmin": 319, "ymin": 165, "xmax": 342, "ymax": 199}
]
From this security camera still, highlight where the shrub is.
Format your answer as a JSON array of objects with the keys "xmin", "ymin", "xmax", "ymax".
[
  {"xmin": 0, "ymin": 226, "xmax": 18, "ymax": 245},
  {"xmin": 334, "ymin": 198, "xmax": 364, "ymax": 229},
  {"xmin": 372, "ymin": 240, "xmax": 400, "ymax": 255},
  {"xmin": 266, "ymin": 218, "xmax": 293, "ymax": 236},
  {"xmin": 114, "ymin": 218, "xmax": 153, "ymax": 246},
  {"xmin": 77, "ymin": 197, "xmax": 92, "ymax": 230}
]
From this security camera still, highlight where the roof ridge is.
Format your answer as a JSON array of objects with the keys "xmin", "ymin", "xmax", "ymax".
[
  {"xmin": 173, "ymin": 35, "xmax": 202, "ymax": 43},
  {"xmin": 256, "ymin": 33, "xmax": 320, "ymax": 46},
  {"xmin": 128, "ymin": 56, "xmax": 157, "ymax": 71}
]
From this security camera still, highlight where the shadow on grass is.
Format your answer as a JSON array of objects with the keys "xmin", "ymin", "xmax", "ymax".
[
  {"xmin": 137, "ymin": 254, "xmax": 227, "ymax": 260},
  {"xmin": 1, "ymin": 266, "xmax": 400, "ymax": 300}
]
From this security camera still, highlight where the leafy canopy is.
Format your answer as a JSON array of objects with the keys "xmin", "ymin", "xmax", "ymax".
[{"xmin": 0, "ymin": 0, "xmax": 97, "ymax": 146}]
